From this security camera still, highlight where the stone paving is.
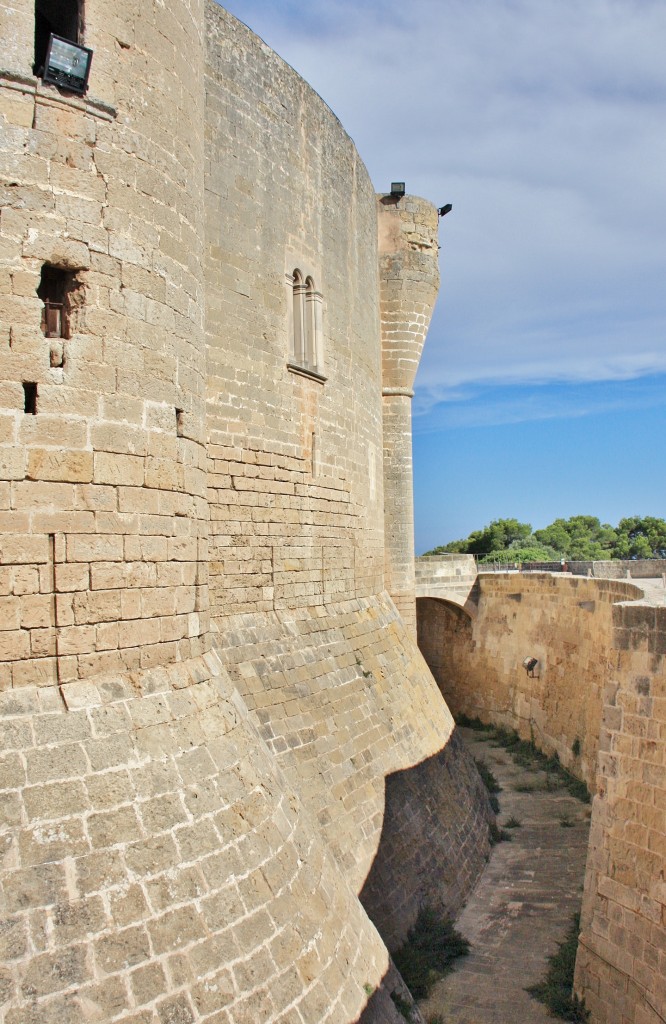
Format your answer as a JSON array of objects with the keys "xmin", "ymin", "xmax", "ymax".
[{"xmin": 419, "ymin": 728, "xmax": 592, "ymax": 1024}]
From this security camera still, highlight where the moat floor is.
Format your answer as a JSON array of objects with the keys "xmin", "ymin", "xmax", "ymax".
[{"xmin": 419, "ymin": 727, "xmax": 591, "ymax": 1024}]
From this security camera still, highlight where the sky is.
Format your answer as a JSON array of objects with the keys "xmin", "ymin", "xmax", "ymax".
[{"xmin": 220, "ymin": 0, "xmax": 666, "ymax": 553}]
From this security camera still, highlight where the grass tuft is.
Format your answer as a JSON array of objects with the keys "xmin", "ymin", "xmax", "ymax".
[
  {"xmin": 456, "ymin": 714, "xmax": 493, "ymax": 732},
  {"xmin": 474, "ymin": 758, "xmax": 501, "ymax": 793},
  {"xmin": 490, "ymin": 727, "xmax": 591, "ymax": 803},
  {"xmin": 393, "ymin": 907, "xmax": 470, "ymax": 1000},
  {"xmin": 526, "ymin": 914, "xmax": 589, "ymax": 1021},
  {"xmin": 489, "ymin": 821, "xmax": 513, "ymax": 844},
  {"xmin": 504, "ymin": 815, "xmax": 522, "ymax": 829}
]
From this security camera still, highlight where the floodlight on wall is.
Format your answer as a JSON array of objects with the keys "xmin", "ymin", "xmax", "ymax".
[
  {"xmin": 523, "ymin": 657, "xmax": 539, "ymax": 678},
  {"xmin": 438, "ymin": 204, "xmax": 453, "ymax": 217},
  {"xmin": 42, "ymin": 34, "xmax": 92, "ymax": 95},
  {"xmin": 390, "ymin": 182, "xmax": 406, "ymax": 197}
]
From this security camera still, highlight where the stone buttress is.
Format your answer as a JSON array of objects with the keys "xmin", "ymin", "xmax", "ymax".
[{"xmin": 377, "ymin": 195, "xmax": 440, "ymax": 637}]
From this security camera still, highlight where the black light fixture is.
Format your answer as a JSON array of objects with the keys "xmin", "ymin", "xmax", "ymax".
[
  {"xmin": 438, "ymin": 204, "xmax": 453, "ymax": 217},
  {"xmin": 42, "ymin": 33, "xmax": 92, "ymax": 95},
  {"xmin": 523, "ymin": 657, "xmax": 539, "ymax": 678},
  {"xmin": 390, "ymin": 182, "xmax": 406, "ymax": 197}
]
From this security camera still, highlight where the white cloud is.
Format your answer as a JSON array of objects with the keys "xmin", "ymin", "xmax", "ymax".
[{"xmin": 221, "ymin": 0, "xmax": 666, "ymax": 399}]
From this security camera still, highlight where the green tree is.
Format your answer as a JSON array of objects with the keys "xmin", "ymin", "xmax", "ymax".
[
  {"xmin": 615, "ymin": 516, "xmax": 666, "ymax": 558},
  {"xmin": 534, "ymin": 516, "xmax": 617, "ymax": 560},
  {"xmin": 478, "ymin": 544, "xmax": 560, "ymax": 565},
  {"xmin": 463, "ymin": 519, "xmax": 532, "ymax": 556},
  {"xmin": 424, "ymin": 515, "xmax": 666, "ymax": 561}
]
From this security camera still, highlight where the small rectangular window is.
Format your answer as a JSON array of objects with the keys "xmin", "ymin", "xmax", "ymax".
[
  {"xmin": 23, "ymin": 383, "xmax": 38, "ymax": 415},
  {"xmin": 37, "ymin": 264, "xmax": 83, "ymax": 341}
]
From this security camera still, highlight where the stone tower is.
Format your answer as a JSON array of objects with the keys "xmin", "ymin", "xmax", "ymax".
[
  {"xmin": 378, "ymin": 194, "xmax": 440, "ymax": 635},
  {"xmin": 0, "ymin": 6, "xmax": 494, "ymax": 1022},
  {"xmin": 0, "ymin": 0, "xmax": 209, "ymax": 690}
]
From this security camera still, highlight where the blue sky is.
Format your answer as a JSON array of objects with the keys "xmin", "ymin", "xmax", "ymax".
[{"xmin": 220, "ymin": 0, "xmax": 666, "ymax": 553}]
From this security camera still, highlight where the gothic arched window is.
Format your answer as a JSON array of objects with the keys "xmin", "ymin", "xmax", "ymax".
[{"xmin": 289, "ymin": 269, "xmax": 324, "ymax": 379}]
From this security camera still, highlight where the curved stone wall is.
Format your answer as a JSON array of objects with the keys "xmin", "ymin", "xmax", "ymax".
[
  {"xmin": 0, "ymin": 2, "xmax": 494, "ymax": 1020},
  {"xmin": 205, "ymin": 0, "xmax": 491, "ymax": 953},
  {"xmin": 575, "ymin": 601, "xmax": 666, "ymax": 1024},
  {"xmin": 378, "ymin": 198, "xmax": 440, "ymax": 635},
  {"xmin": 417, "ymin": 574, "xmax": 642, "ymax": 788},
  {"xmin": 214, "ymin": 593, "xmax": 493, "ymax": 923},
  {"xmin": 0, "ymin": 657, "xmax": 395, "ymax": 1024},
  {"xmin": 417, "ymin": 574, "xmax": 666, "ymax": 1024}
]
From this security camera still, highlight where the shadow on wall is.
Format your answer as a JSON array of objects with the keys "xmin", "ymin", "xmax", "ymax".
[
  {"xmin": 359, "ymin": 728, "xmax": 494, "ymax": 953},
  {"xmin": 357, "ymin": 960, "xmax": 426, "ymax": 1024},
  {"xmin": 416, "ymin": 598, "xmax": 473, "ymax": 708}
]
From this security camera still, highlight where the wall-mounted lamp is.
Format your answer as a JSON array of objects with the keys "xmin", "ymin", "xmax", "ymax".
[
  {"xmin": 42, "ymin": 34, "xmax": 93, "ymax": 95},
  {"xmin": 523, "ymin": 657, "xmax": 539, "ymax": 678},
  {"xmin": 438, "ymin": 204, "xmax": 453, "ymax": 217},
  {"xmin": 390, "ymin": 182, "xmax": 406, "ymax": 197}
]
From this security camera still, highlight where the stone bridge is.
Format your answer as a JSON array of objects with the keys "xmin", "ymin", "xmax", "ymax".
[{"xmin": 415, "ymin": 554, "xmax": 480, "ymax": 616}]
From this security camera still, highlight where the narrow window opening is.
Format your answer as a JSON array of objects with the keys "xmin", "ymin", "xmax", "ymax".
[
  {"xmin": 176, "ymin": 408, "xmax": 185, "ymax": 437},
  {"xmin": 37, "ymin": 265, "xmax": 84, "ymax": 360},
  {"xmin": 288, "ymin": 268, "xmax": 325, "ymax": 381},
  {"xmin": 24, "ymin": 382, "xmax": 38, "ymax": 415},
  {"xmin": 34, "ymin": 0, "xmax": 83, "ymax": 75},
  {"xmin": 311, "ymin": 431, "xmax": 317, "ymax": 476},
  {"xmin": 292, "ymin": 269, "xmax": 305, "ymax": 366}
]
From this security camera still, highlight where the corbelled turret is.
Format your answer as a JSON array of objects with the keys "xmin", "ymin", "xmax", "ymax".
[{"xmin": 378, "ymin": 192, "xmax": 440, "ymax": 634}]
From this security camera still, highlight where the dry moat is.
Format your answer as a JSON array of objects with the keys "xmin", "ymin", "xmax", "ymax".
[{"xmin": 421, "ymin": 727, "xmax": 591, "ymax": 1024}]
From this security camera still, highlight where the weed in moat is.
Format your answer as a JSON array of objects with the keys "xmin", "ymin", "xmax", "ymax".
[
  {"xmin": 474, "ymin": 758, "xmax": 501, "ymax": 793},
  {"xmin": 393, "ymin": 907, "xmax": 470, "ymax": 1000},
  {"xmin": 489, "ymin": 821, "xmax": 513, "ymax": 845},
  {"xmin": 560, "ymin": 816, "xmax": 575, "ymax": 828},
  {"xmin": 474, "ymin": 757, "xmax": 501, "ymax": 814},
  {"xmin": 526, "ymin": 914, "xmax": 590, "ymax": 1021},
  {"xmin": 504, "ymin": 815, "xmax": 522, "ymax": 829},
  {"xmin": 456, "ymin": 714, "xmax": 493, "ymax": 732},
  {"xmin": 390, "ymin": 990, "xmax": 416, "ymax": 1021},
  {"xmin": 490, "ymin": 727, "xmax": 591, "ymax": 803}
]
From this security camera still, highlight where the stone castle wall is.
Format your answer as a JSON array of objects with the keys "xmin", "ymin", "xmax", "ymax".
[
  {"xmin": 203, "ymin": 1, "xmax": 491, "ymax": 931},
  {"xmin": 0, "ymin": 3, "xmax": 493, "ymax": 1022},
  {"xmin": 417, "ymin": 574, "xmax": 642, "ymax": 787},
  {"xmin": 0, "ymin": 0, "xmax": 210, "ymax": 688},
  {"xmin": 575, "ymin": 601, "xmax": 666, "ymax": 1024},
  {"xmin": 417, "ymin": 575, "xmax": 666, "ymax": 1024}
]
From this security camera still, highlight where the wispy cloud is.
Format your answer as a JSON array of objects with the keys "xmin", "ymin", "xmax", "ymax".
[
  {"xmin": 412, "ymin": 373, "xmax": 666, "ymax": 431},
  {"xmin": 222, "ymin": 0, "xmax": 666, "ymax": 397}
]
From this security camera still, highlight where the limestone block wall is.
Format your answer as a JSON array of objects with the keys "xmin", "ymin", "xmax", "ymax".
[
  {"xmin": 0, "ymin": 2, "xmax": 495, "ymax": 1020},
  {"xmin": 205, "ymin": 3, "xmax": 385, "ymax": 619},
  {"xmin": 0, "ymin": 654, "xmax": 397, "ymax": 1024},
  {"xmin": 414, "ymin": 554, "xmax": 478, "ymax": 610},
  {"xmin": 417, "ymin": 575, "xmax": 643, "ymax": 789},
  {"xmin": 0, "ymin": 0, "xmax": 209, "ymax": 687},
  {"xmin": 416, "ymin": 573, "xmax": 666, "ymax": 1024},
  {"xmin": 575, "ymin": 604, "xmax": 666, "ymax": 1024},
  {"xmin": 378, "ymin": 197, "xmax": 440, "ymax": 636},
  {"xmin": 204, "ymin": 3, "xmax": 492, "ymax": 956},
  {"xmin": 568, "ymin": 559, "xmax": 666, "ymax": 580}
]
